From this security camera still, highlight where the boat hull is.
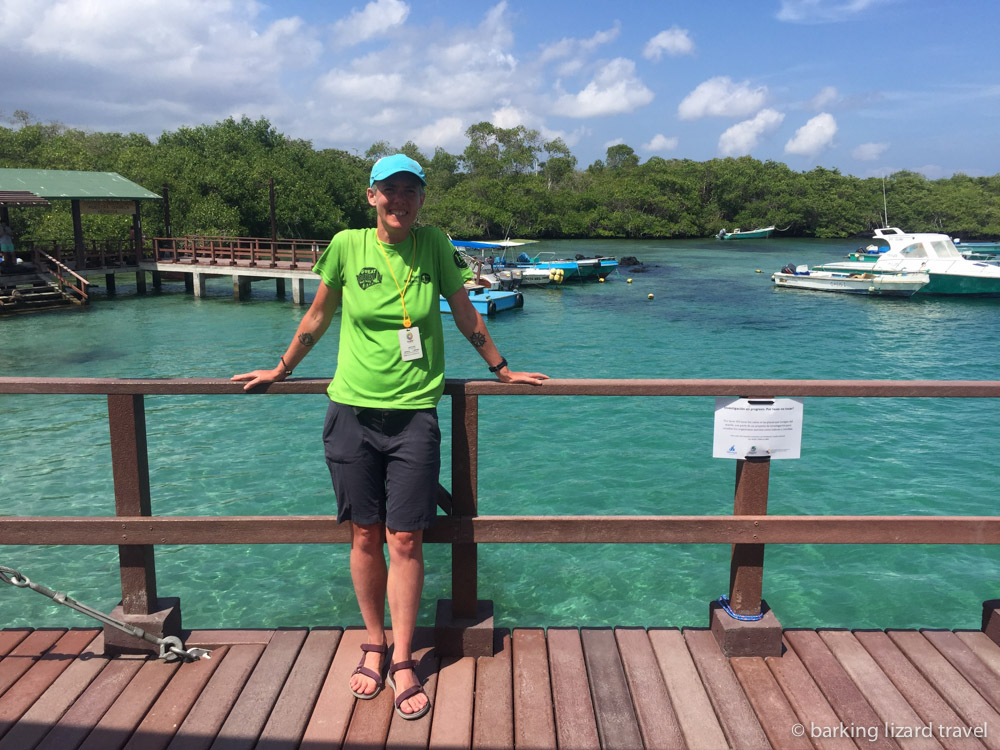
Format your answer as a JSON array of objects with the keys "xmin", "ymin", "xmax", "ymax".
[
  {"xmin": 772, "ymin": 271, "xmax": 927, "ymax": 297},
  {"xmin": 719, "ymin": 226, "xmax": 775, "ymax": 240},
  {"xmin": 921, "ymin": 273, "xmax": 1000, "ymax": 296},
  {"xmin": 440, "ymin": 287, "xmax": 524, "ymax": 315}
]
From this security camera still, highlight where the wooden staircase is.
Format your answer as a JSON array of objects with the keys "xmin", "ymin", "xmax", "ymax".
[{"xmin": 0, "ymin": 273, "xmax": 83, "ymax": 314}]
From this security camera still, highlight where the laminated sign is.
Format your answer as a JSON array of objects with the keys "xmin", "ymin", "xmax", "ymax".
[{"xmin": 713, "ymin": 397, "xmax": 803, "ymax": 459}]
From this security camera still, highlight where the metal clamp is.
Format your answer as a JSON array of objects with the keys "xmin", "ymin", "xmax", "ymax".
[{"xmin": 0, "ymin": 565, "xmax": 210, "ymax": 661}]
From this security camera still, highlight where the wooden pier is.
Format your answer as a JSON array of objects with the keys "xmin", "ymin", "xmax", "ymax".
[
  {"xmin": 3, "ymin": 377, "xmax": 1000, "ymax": 748},
  {"xmin": 5, "ymin": 622, "xmax": 1000, "ymax": 749},
  {"xmin": 8, "ymin": 236, "xmax": 330, "ymax": 307}
]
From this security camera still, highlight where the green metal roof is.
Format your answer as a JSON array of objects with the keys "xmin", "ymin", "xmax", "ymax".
[{"xmin": 0, "ymin": 169, "xmax": 161, "ymax": 201}]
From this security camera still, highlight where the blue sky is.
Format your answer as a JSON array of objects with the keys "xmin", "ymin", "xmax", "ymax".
[{"xmin": 2, "ymin": 0, "xmax": 999, "ymax": 178}]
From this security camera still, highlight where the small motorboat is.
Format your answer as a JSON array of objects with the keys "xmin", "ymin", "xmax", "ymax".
[{"xmin": 771, "ymin": 263, "xmax": 928, "ymax": 297}]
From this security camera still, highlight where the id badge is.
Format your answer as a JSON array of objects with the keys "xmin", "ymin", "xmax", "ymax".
[{"xmin": 398, "ymin": 327, "xmax": 423, "ymax": 361}]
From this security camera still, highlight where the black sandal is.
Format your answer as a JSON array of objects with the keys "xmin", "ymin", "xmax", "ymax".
[
  {"xmin": 349, "ymin": 642, "xmax": 388, "ymax": 700},
  {"xmin": 387, "ymin": 660, "xmax": 431, "ymax": 720}
]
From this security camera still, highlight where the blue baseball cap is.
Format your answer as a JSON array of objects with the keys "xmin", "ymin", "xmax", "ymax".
[{"xmin": 369, "ymin": 154, "xmax": 426, "ymax": 187}]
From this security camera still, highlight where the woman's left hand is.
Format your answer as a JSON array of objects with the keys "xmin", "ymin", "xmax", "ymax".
[{"xmin": 497, "ymin": 369, "xmax": 549, "ymax": 386}]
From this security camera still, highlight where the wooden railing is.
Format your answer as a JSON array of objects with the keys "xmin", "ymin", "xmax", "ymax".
[
  {"xmin": 32, "ymin": 248, "xmax": 90, "ymax": 303},
  {"xmin": 28, "ymin": 239, "xmax": 134, "ymax": 269},
  {"xmin": 151, "ymin": 236, "xmax": 327, "ymax": 269},
  {"xmin": 2, "ymin": 377, "xmax": 999, "ymax": 633}
]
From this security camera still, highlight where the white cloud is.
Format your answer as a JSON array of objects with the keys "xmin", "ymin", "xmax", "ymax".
[
  {"xmin": 643, "ymin": 134, "xmax": 679, "ymax": 152},
  {"xmin": 319, "ymin": 70, "xmax": 405, "ymax": 102},
  {"xmin": 777, "ymin": 0, "xmax": 885, "ymax": 23},
  {"xmin": 852, "ymin": 142, "xmax": 889, "ymax": 160},
  {"xmin": 553, "ymin": 58, "xmax": 654, "ymax": 118},
  {"xmin": 643, "ymin": 27, "xmax": 694, "ymax": 60},
  {"xmin": 493, "ymin": 106, "xmax": 528, "ymax": 129},
  {"xmin": 540, "ymin": 22, "xmax": 621, "ymax": 63},
  {"xmin": 718, "ymin": 109, "xmax": 785, "ymax": 156},
  {"xmin": 12, "ymin": 0, "xmax": 316, "ymax": 75},
  {"xmin": 331, "ymin": 0, "xmax": 409, "ymax": 47},
  {"xmin": 785, "ymin": 112, "xmax": 838, "ymax": 156},
  {"xmin": 810, "ymin": 86, "xmax": 840, "ymax": 110},
  {"xmin": 678, "ymin": 77, "xmax": 768, "ymax": 120},
  {"xmin": 0, "ymin": 0, "xmax": 318, "ymax": 135},
  {"xmin": 409, "ymin": 117, "xmax": 466, "ymax": 152}
]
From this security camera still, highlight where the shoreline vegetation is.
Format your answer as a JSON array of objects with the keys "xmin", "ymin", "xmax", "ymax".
[{"xmin": 2, "ymin": 113, "xmax": 999, "ymax": 244}]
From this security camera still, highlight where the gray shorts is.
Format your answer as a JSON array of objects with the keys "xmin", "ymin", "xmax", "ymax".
[{"xmin": 322, "ymin": 400, "xmax": 441, "ymax": 531}]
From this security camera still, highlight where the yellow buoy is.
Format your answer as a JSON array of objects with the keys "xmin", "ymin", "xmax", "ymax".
[
  {"xmin": 598, "ymin": 277, "xmax": 605, "ymax": 283},
  {"xmin": 755, "ymin": 269, "xmax": 762, "ymax": 273},
  {"xmin": 627, "ymin": 278, "xmax": 632, "ymax": 283},
  {"xmin": 647, "ymin": 293, "xmax": 654, "ymax": 300}
]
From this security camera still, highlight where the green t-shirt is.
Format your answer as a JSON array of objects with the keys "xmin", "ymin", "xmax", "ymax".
[{"xmin": 312, "ymin": 226, "xmax": 473, "ymax": 409}]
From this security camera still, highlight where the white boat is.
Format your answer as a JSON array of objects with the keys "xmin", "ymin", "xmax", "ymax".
[
  {"xmin": 772, "ymin": 264, "xmax": 928, "ymax": 297},
  {"xmin": 816, "ymin": 227, "xmax": 1000, "ymax": 296},
  {"xmin": 519, "ymin": 266, "xmax": 565, "ymax": 286}
]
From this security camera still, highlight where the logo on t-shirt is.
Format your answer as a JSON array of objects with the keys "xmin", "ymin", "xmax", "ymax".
[
  {"xmin": 452, "ymin": 251, "xmax": 468, "ymax": 269},
  {"xmin": 357, "ymin": 267, "xmax": 382, "ymax": 289},
  {"xmin": 420, "ymin": 272, "xmax": 431, "ymax": 284}
]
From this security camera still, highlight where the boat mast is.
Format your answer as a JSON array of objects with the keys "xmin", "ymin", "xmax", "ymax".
[{"xmin": 882, "ymin": 175, "xmax": 889, "ymax": 227}]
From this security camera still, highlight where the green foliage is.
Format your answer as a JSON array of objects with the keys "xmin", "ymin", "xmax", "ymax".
[{"xmin": 3, "ymin": 111, "xmax": 999, "ymax": 242}]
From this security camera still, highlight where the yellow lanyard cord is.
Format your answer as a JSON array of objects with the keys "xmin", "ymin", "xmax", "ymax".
[{"xmin": 376, "ymin": 230, "xmax": 418, "ymax": 328}]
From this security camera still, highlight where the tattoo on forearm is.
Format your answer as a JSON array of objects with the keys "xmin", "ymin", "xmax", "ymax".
[
  {"xmin": 470, "ymin": 332, "xmax": 486, "ymax": 348},
  {"xmin": 298, "ymin": 332, "xmax": 316, "ymax": 347}
]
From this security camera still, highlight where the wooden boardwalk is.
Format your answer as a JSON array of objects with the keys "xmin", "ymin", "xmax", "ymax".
[{"xmin": 2, "ymin": 624, "xmax": 1000, "ymax": 749}]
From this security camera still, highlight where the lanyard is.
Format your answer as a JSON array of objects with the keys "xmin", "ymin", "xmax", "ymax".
[{"xmin": 375, "ymin": 230, "xmax": 418, "ymax": 328}]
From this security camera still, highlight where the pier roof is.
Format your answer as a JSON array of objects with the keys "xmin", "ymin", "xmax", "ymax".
[{"xmin": 0, "ymin": 168, "xmax": 160, "ymax": 201}]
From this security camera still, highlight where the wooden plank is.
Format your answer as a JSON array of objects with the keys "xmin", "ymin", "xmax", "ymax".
[
  {"xmin": 387, "ymin": 628, "xmax": 439, "ymax": 750},
  {"xmin": 0, "ymin": 630, "xmax": 66, "ymax": 698},
  {"xmin": 0, "ymin": 633, "xmax": 106, "ymax": 750},
  {"xmin": 922, "ymin": 630, "xmax": 1000, "ymax": 714},
  {"xmin": 888, "ymin": 630, "xmax": 1000, "ymax": 749},
  {"xmin": 211, "ymin": 628, "xmax": 307, "ymax": 750},
  {"xmin": 580, "ymin": 627, "xmax": 642, "ymax": 750},
  {"xmin": 615, "ymin": 627, "xmax": 685, "ymax": 750},
  {"xmin": 678, "ymin": 628, "xmax": 758, "ymax": 749},
  {"xmin": 343, "ymin": 628, "xmax": 394, "ymax": 750},
  {"xmin": 77, "ymin": 657, "xmax": 180, "ymax": 750},
  {"xmin": 300, "ymin": 627, "xmax": 367, "ymax": 748},
  {"xmin": 0, "ymin": 631, "xmax": 31, "ymax": 658},
  {"xmin": 255, "ymin": 629, "xmax": 339, "ymax": 750},
  {"xmin": 766, "ymin": 636, "xmax": 856, "ymax": 750},
  {"xmin": 428, "ymin": 656, "xmax": 474, "ymax": 750},
  {"xmin": 511, "ymin": 629, "xmax": 556, "ymax": 750},
  {"xmin": 819, "ymin": 630, "xmax": 942, "ymax": 750},
  {"xmin": 7, "ymin": 514, "xmax": 1000, "ymax": 547},
  {"xmin": 546, "ymin": 628, "xmax": 598, "ymax": 750},
  {"xmin": 0, "ymin": 629, "xmax": 99, "ymax": 741},
  {"xmin": 784, "ymin": 629, "xmax": 899, "ymax": 750},
  {"xmin": 35, "ymin": 655, "xmax": 146, "ymax": 750},
  {"xmin": 121, "ymin": 647, "xmax": 227, "ymax": 750},
  {"xmin": 472, "ymin": 629, "xmax": 514, "ymax": 750},
  {"xmin": 184, "ymin": 630, "xmax": 273, "ymax": 648},
  {"xmin": 956, "ymin": 631, "xmax": 1000, "ymax": 681},
  {"xmin": 165, "ymin": 643, "xmax": 265, "ymax": 750},
  {"xmin": 730, "ymin": 656, "xmax": 812, "ymax": 749},
  {"xmin": 855, "ymin": 631, "xmax": 990, "ymax": 750}
]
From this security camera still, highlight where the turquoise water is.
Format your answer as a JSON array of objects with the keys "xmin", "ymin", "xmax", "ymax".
[{"xmin": 2, "ymin": 237, "xmax": 999, "ymax": 632}]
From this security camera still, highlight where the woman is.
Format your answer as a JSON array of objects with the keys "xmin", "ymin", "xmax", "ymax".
[{"xmin": 233, "ymin": 154, "xmax": 547, "ymax": 720}]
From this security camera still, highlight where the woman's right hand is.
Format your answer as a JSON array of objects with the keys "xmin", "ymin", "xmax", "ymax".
[{"xmin": 231, "ymin": 367, "xmax": 284, "ymax": 392}]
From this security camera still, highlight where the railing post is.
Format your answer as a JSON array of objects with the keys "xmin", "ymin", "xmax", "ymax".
[
  {"xmin": 105, "ymin": 394, "xmax": 182, "ymax": 655},
  {"xmin": 436, "ymin": 389, "xmax": 494, "ymax": 656},
  {"xmin": 730, "ymin": 456, "xmax": 769, "ymax": 613},
  {"xmin": 452, "ymin": 393, "xmax": 478, "ymax": 614},
  {"xmin": 710, "ymin": 455, "xmax": 782, "ymax": 656}
]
